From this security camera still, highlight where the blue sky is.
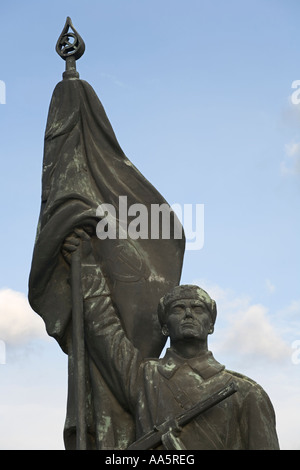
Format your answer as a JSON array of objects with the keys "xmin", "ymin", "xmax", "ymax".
[{"xmin": 0, "ymin": 0, "xmax": 299, "ymax": 449}]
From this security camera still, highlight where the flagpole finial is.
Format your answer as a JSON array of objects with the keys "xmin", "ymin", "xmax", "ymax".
[{"xmin": 56, "ymin": 17, "xmax": 85, "ymax": 79}]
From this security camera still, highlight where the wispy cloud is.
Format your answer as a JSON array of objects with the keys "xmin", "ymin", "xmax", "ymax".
[
  {"xmin": 191, "ymin": 279, "xmax": 291, "ymax": 363},
  {"xmin": 281, "ymin": 141, "xmax": 300, "ymax": 176},
  {"xmin": 99, "ymin": 72, "xmax": 126, "ymax": 88},
  {"xmin": 217, "ymin": 303, "xmax": 290, "ymax": 361},
  {"xmin": 265, "ymin": 278, "xmax": 275, "ymax": 294},
  {"xmin": 275, "ymin": 299, "xmax": 300, "ymax": 339}
]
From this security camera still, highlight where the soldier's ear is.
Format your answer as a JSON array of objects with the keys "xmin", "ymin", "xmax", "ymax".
[{"xmin": 162, "ymin": 325, "xmax": 169, "ymax": 337}]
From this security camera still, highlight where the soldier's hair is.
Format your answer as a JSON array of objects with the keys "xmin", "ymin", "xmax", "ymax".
[{"xmin": 157, "ymin": 285, "xmax": 217, "ymax": 327}]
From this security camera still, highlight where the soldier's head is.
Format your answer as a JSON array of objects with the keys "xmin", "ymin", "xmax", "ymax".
[{"xmin": 158, "ymin": 285, "xmax": 217, "ymax": 344}]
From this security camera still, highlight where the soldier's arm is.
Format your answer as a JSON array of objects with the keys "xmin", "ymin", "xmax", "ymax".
[
  {"xmin": 62, "ymin": 229, "xmax": 142, "ymax": 410},
  {"xmin": 240, "ymin": 382, "xmax": 280, "ymax": 450}
]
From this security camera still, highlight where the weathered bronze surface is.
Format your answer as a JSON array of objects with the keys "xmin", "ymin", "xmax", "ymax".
[
  {"xmin": 28, "ymin": 18, "xmax": 279, "ymax": 450},
  {"xmin": 28, "ymin": 17, "xmax": 185, "ymax": 450}
]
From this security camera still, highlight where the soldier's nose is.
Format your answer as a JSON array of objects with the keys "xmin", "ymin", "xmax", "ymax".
[{"xmin": 184, "ymin": 307, "xmax": 193, "ymax": 317}]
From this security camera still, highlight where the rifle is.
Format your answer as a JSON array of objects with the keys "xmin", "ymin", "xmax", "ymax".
[{"xmin": 127, "ymin": 381, "xmax": 237, "ymax": 450}]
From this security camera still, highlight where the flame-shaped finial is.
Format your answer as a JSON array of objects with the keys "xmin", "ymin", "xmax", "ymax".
[{"xmin": 56, "ymin": 17, "xmax": 85, "ymax": 79}]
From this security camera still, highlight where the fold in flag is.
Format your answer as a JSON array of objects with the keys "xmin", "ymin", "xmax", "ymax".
[{"xmin": 28, "ymin": 44, "xmax": 185, "ymax": 448}]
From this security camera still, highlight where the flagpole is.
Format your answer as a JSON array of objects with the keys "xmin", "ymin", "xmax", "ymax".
[
  {"xmin": 71, "ymin": 243, "xmax": 87, "ymax": 450},
  {"xmin": 56, "ymin": 17, "xmax": 87, "ymax": 450}
]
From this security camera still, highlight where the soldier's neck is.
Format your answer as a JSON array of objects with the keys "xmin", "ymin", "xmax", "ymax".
[{"xmin": 171, "ymin": 338, "xmax": 208, "ymax": 359}]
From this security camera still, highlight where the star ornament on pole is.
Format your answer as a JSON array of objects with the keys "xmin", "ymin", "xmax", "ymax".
[{"xmin": 56, "ymin": 17, "xmax": 85, "ymax": 78}]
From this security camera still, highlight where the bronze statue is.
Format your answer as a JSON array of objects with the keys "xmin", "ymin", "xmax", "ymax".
[
  {"xmin": 28, "ymin": 18, "xmax": 185, "ymax": 450},
  {"xmin": 28, "ymin": 18, "xmax": 280, "ymax": 450},
  {"xmin": 61, "ymin": 228, "xmax": 280, "ymax": 450}
]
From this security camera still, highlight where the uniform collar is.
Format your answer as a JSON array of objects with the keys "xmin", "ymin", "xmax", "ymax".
[{"xmin": 157, "ymin": 348, "xmax": 225, "ymax": 380}]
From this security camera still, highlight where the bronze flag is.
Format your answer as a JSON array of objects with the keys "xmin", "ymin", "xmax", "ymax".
[{"xmin": 28, "ymin": 19, "xmax": 185, "ymax": 449}]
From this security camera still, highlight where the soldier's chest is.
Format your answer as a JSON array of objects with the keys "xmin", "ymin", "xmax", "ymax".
[{"xmin": 152, "ymin": 364, "xmax": 207, "ymax": 423}]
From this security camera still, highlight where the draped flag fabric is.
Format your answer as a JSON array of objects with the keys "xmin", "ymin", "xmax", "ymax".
[{"xmin": 28, "ymin": 75, "xmax": 185, "ymax": 449}]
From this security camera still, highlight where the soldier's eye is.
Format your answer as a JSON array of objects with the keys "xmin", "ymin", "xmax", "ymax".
[
  {"xmin": 193, "ymin": 306, "xmax": 203, "ymax": 314},
  {"xmin": 171, "ymin": 305, "xmax": 184, "ymax": 314}
]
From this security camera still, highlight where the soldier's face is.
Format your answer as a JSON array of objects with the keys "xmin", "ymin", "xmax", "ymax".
[{"xmin": 165, "ymin": 298, "xmax": 212, "ymax": 343}]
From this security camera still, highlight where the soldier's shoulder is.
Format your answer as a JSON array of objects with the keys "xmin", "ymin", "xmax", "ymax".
[
  {"xmin": 224, "ymin": 369, "xmax": 258, "ymax": 384},
  {"xmin": 223, "ymin": 369, "xmax": 266, "ymax": 395}
]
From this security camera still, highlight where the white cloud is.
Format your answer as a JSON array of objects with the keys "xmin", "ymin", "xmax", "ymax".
[
  {"xmin": 192, "ymin": 279, "xmax": 291, "ymax": 363},
  {"xmin": 0, "ymin": 288, "xmax": 48, "ymax": 346},
  {"xmin": 218, "ymin": 303, "xmax": 291, "ymax": 361}
]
